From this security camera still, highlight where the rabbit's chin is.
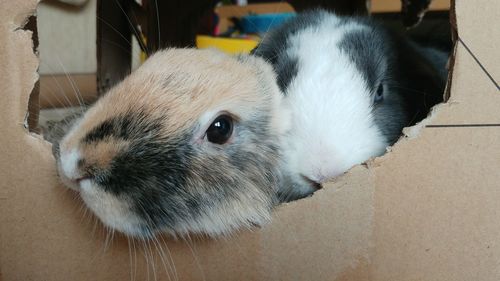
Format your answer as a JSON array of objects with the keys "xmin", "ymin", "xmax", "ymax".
[
  {"xmin": 78, "ymin": 180, "xmax": 149, "ymax": 238},
  {"xmin": 77, "ymin": 177, "xmax": 275, "ymax": 238}
]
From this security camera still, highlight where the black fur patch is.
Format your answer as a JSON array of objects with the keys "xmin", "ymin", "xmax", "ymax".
[
  {"xmin": 83, "ymin": 113, "xmax": 162, "ymax": 143},
  {"xmin": 275, "ymin": 57, "xmax": 299, "ymax": 93},
  {"xmin": 338, "ymin": 27, "xmax": 389, "ymax": 90},
  {"xmin": 104, "ymin": 135, "xmax": 193, "ymax": 228},
  {"xmin": 252, "ymin": 10, "xmax": 324, "ymax": 94},
  {"xmin": 83, "ymin": 119, "xmax": 116, "ymax": 142},
  {"xmin": 392, "ymin": 37, "xmax": 446, "ymax": 126}
]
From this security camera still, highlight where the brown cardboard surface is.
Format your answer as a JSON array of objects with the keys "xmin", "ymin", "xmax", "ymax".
[
  {"xmin": 370, "ymin": 0, "xmax": 500, "ymax": 279},
  {"xmin": 1, "ymin": 0, "xmax": 500, "ymax": 280}
]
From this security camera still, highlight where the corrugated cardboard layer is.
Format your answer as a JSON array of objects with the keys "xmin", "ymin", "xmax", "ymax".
[
  {"xmin": 1, "ymin": 0, "xmax": 500, "ymax": 280},
  {"xmin": 372, "ymin": 60, "xmax": 500, "ymax": 280},
  {"xmin": 371, "ymin": 0, "xmax": 500, "ymax": 278},
  {"xmin": 454, "ymin": 0, "xmax": 499, "ymax": 87}
]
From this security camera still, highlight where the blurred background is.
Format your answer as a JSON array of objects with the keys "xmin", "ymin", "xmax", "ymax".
[{"xmin": 34, "ymin": 0, "xmax": 451, "ymax": 126}]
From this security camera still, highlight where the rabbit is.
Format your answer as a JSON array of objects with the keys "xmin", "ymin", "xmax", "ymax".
[
  {"xmin": 52, "ymin": 9, "xmax": 448, "ymax": 238},
  {"xmin": 54, "ymin": 48, "xmax": 292, "ymax": 238},
  {"xmin": 252, "ymin": 9, "xmax": 448, "ymax": 200}
]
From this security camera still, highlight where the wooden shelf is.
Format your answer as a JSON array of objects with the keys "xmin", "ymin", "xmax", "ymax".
[{"xmin": 371, "ymin": 0, "xmax": 450, "ymax": 13}]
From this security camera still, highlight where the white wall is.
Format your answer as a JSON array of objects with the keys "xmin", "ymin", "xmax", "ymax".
[{"xmin": 37, "ymin": 0, "xmax": 97, "ymax": 75}]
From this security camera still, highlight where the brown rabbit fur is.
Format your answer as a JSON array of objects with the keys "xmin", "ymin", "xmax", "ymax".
[{"xmin": 56, "ymin": 48, "xmax": 291, "ymax": 237}]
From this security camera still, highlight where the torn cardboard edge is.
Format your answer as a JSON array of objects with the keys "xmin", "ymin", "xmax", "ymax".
[{"xmin": 9, "ymin": 0, "xmax": 500, "ymax": 280}]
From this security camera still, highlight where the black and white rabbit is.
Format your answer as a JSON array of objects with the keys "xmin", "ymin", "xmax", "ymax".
[
  {"xmin": 52, "ymin": 10, "xmax": 448, "ymax": 238},
  {"xmin": 253, "ymin": 9, "xmax": 448, "ymax": 200}
]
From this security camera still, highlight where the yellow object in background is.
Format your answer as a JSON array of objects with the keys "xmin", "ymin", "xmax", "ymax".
[{"xmin": 196, "ymin": 35, "xmax": 259, "ymax": 54}]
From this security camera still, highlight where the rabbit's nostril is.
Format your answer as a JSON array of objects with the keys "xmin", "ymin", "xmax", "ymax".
[{"xmin": 77, "ymin": 158, "xmax": 85, "ymax": 168}]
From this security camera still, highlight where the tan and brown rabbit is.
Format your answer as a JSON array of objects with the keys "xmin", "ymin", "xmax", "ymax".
[{"xmin": 54, "ymin": 49, "xmax": 291, "ymax": 237}]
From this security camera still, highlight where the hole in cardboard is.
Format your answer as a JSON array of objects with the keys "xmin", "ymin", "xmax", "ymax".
[
  {"xmin": 33, "ymin": 0, "xmax": 96, "ymax": 139},
  {"xmin": 34, "ymin": 0, "xmax": 152, "ymax": 141},
  {"xmin": 23, "ymin": 15, "xmax": 40, "ymax": 133},
  {"xmin": 30, "ymin": 0, "xmax": 454, "ymax": 234}
]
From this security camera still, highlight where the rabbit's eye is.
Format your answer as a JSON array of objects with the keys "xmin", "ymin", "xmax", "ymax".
[
  {"xmin": 206, "ymin": 115, "xmax": 233, "ymax": 144},
  {"xmin": 374, "ymin": 83, "xmax": 384, "ymax": 103}
]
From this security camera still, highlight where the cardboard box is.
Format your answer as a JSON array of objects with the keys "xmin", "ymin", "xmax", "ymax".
[{"xmin": 1, "ymin": 0, "xmax": 500, "ymax": 280}]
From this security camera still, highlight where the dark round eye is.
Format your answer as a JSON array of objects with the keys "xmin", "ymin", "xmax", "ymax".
[
  {"xmin": 374, "ymin": 83, "xmax": 384, "ymax": 103},
  {"xmin": 206, "ymin": 115, "xmax": 234, "ymax": 144}
]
